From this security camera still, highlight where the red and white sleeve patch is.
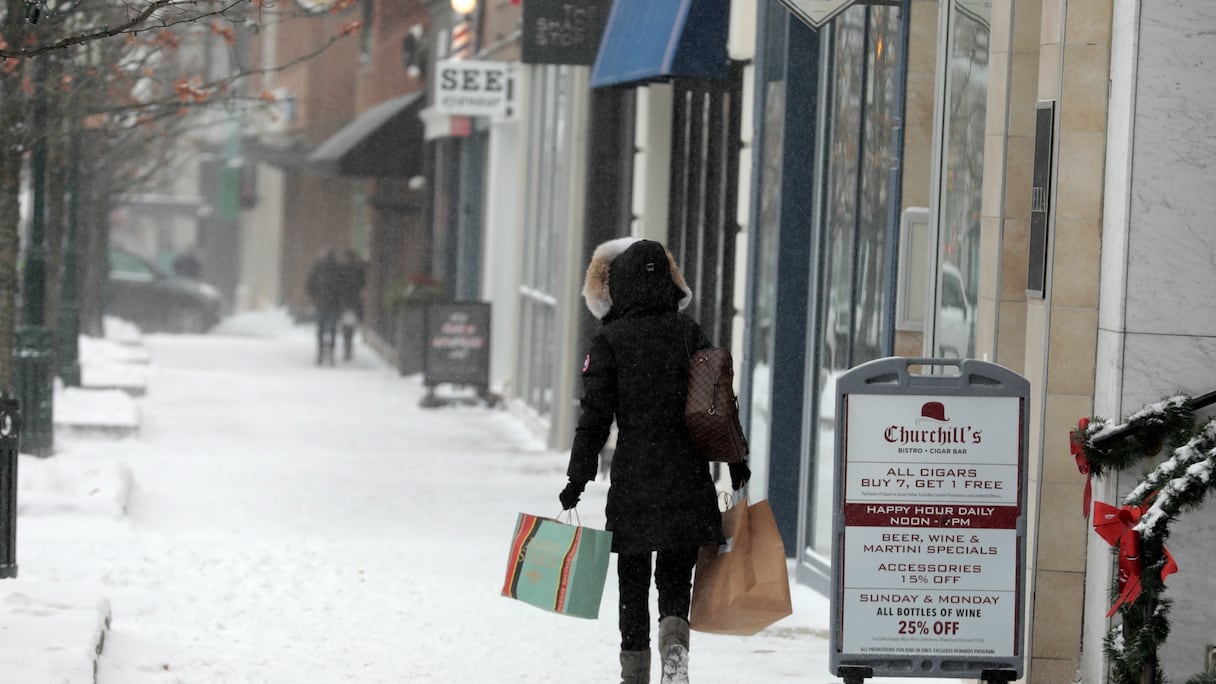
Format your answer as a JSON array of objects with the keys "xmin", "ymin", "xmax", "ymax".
[{"xmin": 582, "ymin": 353, "xmax": 590, "ymax": 373}]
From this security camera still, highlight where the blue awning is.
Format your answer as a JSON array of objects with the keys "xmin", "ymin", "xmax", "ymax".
[{"xmin": 590, "ymin": 0, "xmax": 729, "ymax": 88}]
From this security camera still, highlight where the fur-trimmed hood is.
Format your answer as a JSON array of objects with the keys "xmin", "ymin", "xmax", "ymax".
[{"xmin": 582, "ymin": 237, "xmax": 692, "ymax": 320}]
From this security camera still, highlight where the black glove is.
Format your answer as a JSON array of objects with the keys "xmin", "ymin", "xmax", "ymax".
[
  {"xmin": 559, "ymin": 479, "xmax": 586, "ymax": 510},
  {"xmin": 728, "ymin": 461, "xmax": 751, "ymax": 491}
]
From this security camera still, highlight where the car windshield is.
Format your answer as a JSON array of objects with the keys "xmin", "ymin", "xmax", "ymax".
[{"xmin": 110, "ymin": 249, "xmax": 162, "ymax": 277}]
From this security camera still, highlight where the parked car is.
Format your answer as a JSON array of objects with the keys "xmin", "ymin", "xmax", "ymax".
[
  {"xmin": 106, "ymin": 247, "xmax": 223, "ymax": 333},
  {"xmin": 934, "ymin": 262, "xmax": 974, "ymax": 359}
]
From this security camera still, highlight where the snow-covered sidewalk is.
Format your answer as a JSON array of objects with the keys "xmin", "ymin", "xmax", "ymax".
[{"xmin": 4, "ymin": 310, "xmax": 957, "ymax": 683}]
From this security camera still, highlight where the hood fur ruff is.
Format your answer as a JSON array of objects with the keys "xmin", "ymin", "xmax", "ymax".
[{"xmin": 582, "ymin": 237, "xmax": 693, "ymax": 320}]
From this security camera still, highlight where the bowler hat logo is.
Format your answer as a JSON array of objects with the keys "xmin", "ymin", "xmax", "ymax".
[{"xmin": 917, "ymin": 401, "xmax": 948, "ymax": 424}]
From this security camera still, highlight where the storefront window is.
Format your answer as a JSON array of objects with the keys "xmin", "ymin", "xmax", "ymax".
[
  {"xmin": 807, "ymin": 4, "xmax": 905, "ymax": 560},
  {"xmin": 516, "ymin": 65, "xmax": 574, "ymax": 419},
  {"xmin": 930, "ymin": 0, "xmax": 989, "ymax": 359},
  {"xmin": 668, "ymin": 66, "xmax": 744, "ymax": 348},
  {"xmin": 746, "ymin": 1, "xmax": 790, "ymax": 473}
]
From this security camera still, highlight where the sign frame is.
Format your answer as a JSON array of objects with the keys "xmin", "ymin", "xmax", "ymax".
[
  {"xmin": 521, "ymin": 0, "xmax": 612, "ymax": 66},
  {"xmin": 779, "ymin": 0, "xmax": 904, "ymax": 29},
  {"xmin": 433, "ymin": 59, "xmax": 513, "ymax": 118},
  {"xmin": 422, "ymin": 301, "xmax": 491, "ymax": 391},
  {"xmin": 829, "ymin": 357, "xmax": 1029, "ymax": 681},
  {"xmin": 778, "ymin": 0, "xmax": 858, "ymax": 29}
]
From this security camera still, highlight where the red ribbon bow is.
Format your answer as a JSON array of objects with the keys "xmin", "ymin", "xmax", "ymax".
[
  {"xmin": 1092, "ymin": 499, "xmax": 1178, "ymax": 617},
  {"xmin": 1070, "ymin": 417, "xmax": 1092, "ymax": 518}
]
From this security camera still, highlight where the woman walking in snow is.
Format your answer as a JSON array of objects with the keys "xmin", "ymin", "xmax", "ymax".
[{"xmin": 559, "ymin": 238, "xmax": 750, "ymax": 684}]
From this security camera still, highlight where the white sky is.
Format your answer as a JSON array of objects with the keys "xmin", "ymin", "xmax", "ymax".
[{"xmin": 6, "ymin": 310, "xmax": 961, "ymax": 683}]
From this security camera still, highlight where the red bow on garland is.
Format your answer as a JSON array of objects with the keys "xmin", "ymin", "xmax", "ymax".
[
  {"xmin": 1071, "ymin": 417, "xmax": 1092, "ymax": 519},
  {"xmin": 1092, "ymin": 498, "xmax": 1178, "ymax": 617}
]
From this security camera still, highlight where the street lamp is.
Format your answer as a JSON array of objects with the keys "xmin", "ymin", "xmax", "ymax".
[
  {"xmin": 0, "ymin": 397, "xmax": 21, "ymax": 577},
  {"xmin": 14, "ymin": 0, "xmax": 78, "ymax": 456},
  {"xmin": 14, "ymin": 50, "xmax": 54, "ymax": 457}
]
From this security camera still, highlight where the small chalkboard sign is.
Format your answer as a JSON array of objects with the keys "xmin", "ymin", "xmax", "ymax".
[
  {"xmin": 422, "ymin": 302, "xmax": 494, "ymax": 407},
  {"xmin": 522, "ymin": 0, "xmax": 611, "ymax": 66},
  {"xmin": 424, "ymin": 301, "xmax": 490, "ymax": 387}
]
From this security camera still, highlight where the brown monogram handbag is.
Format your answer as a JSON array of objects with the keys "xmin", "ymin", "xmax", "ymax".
[{"xmin": 685, "ymin": 347, "xmax": 749, "ymax": 463}]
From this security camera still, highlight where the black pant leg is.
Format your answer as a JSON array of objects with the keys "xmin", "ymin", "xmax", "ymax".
[
  {"xmin": 654, "ymin": 546, "xmax": 699, "ymax": 621},
  {"xmin": 617, "ymin": 552, "xmax": 652, "ymax": 651}
]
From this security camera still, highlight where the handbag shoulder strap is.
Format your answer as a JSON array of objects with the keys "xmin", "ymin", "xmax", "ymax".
[{"xmin": 678, "ymin": 311, "xmax": 692, "ymax": 361}]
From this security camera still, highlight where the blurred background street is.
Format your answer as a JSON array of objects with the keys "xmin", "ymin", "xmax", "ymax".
[{"xmin": 8, "ymin": 313, "xmax": 958, "ymax": 683}]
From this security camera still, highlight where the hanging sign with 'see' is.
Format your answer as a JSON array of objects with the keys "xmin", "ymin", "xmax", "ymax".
[
  {"xmin": 829, "ymin": 358, "xmax": 1029, "ymax": 681},
  {"xmin": 433, "ymin": 59, "xmax": 513, "ymax": 118}
]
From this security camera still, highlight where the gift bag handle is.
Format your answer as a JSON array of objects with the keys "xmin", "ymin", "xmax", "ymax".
[
  {"xmin": 557, "ymin": 508, "xmax": 583, "ymax": 526},
  {"xmin": 732, "ymin": 485, "xmax": 748, "ymax": 507},
  {"xmin": 718, "ymin": 487, "xmax": 748, "ymax": 511},
  {"xmin": 717, "ymin": 490, "xmax": 732, "ymax": 511}
]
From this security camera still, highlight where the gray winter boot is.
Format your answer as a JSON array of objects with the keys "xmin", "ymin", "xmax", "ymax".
[
  {"xmin": 620, "ymin": 649, "xmax": 650, "ymax": 684},
  {"xmin": 658, "ymin": 617, "xmax": 690, "ymax": 684}
]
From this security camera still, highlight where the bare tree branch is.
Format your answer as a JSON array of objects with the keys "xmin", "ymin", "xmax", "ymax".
[
  {"xmin": 85, "ymin": 28, "xmax": 350, "ymax": 118},
  {"xmin": 0, "ymin": 0, "xmax": 354, "ymax": 59}
]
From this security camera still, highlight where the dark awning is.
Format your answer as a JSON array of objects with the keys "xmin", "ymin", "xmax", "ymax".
[
  {"xmin": 308, "ymin": 92, "xmax": 425, "ymax": 178},
  {"xmin": 589, "ymin": 0, "xmax": 729, "ymax": 88}
]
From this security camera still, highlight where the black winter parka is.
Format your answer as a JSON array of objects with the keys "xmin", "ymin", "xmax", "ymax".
[{"xmin": 567, "ymin": 239, "xmax": 723, "ymax": 554}]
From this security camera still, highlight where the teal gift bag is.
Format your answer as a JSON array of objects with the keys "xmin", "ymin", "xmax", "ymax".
[{"xmin": 501, "ymin": 512, "xmax": 612, "ymax": 619}]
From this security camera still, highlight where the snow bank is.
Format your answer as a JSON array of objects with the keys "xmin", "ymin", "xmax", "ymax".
[
  {"xmin": 210, "ymin": 307, "xmax": 296, "ymax": 337},
  {"xmin": 53, "ymin": 387, "xmax": 140, "ymax": 439},
  {"xmin": 0, "ymin": 581, "xmax": 111, "ymax": 684},
  {"xmin": 79, "ymin": 335, "xmax": 150, "ymax": 366},
  {"xmin": 17, "ymin": 451, "xmax": 133, "ymax": 518},
  {"xmin": 103, "ymin": 317, "xmax": 143, "ymax": 346},
  {"xmin": 81, "ymin": 363, "xmax": 150, "ymax": 397}
]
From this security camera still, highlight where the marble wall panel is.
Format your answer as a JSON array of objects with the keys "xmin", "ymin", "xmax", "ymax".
[
  {"xmin": 1119, "ymin": 332, "xmax": 1216, "ymax": 409},
  {"xmin": 1126, "ymin": 1, "xmax": 1216, "ymax": 336},
  {"xmin": 1158, "ymin": 505, "xmax": 1216, "ymax": 676}
]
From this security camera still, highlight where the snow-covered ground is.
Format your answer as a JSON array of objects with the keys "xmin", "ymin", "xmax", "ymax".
[{"xmin": 5, "ymin": 310, "xmax": 961, "ymax": 683}]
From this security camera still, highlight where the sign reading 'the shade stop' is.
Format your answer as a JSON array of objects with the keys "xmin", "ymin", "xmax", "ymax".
[{"xmin": 830, "ymin": 358, "xmax": 1029, "ymax": 681}]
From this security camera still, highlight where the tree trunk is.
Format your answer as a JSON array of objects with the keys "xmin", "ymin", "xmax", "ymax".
[
  {"xmin": 44, "ymin": 56, "xmax": 66, "ymax": 339},
  {"xmin": 77, "ymin": 145, "xmax": 107, "ymax": 338}
]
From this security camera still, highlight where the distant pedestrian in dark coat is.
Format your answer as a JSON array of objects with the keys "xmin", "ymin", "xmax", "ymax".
[
  {"xmin": 558, "ymin": 237, "xmax": 751, "ymax": 684},
  {"xmin": 306, "ymin": 248, "xmax": 342, "ymax": 365},
  {"xmin": 336, "ymin": 249, "xmax": 367, "ymax": 361}
]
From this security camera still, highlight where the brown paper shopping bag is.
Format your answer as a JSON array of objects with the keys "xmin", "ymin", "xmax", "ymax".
[{"xmin": 689, "ymin": 497, "xmax": 792, "ymax": 635}]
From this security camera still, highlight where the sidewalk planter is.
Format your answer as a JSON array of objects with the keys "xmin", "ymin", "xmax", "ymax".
[
  {"xmin": 394, "ymin": 300, "xmax": 428, "ymax": 376},
  {"xmin": 388, "ymin": 275, "xmax": 446, "ymax": 376}
]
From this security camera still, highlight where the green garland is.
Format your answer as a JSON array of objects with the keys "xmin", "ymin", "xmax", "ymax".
[
  {"xmin": 1077, "ymin": 395, "xmax": 1216, "ymax": 684},
  {"xmin": 1123, "ymin": 420, "xmax": 1216, "ymax": 514},
  {"xmin": 1076, "ymin": 394, "xmax": 1196, "ymax": 478},
  {"xmin": 1185, "ymin": 670, "xmax": 1216, "ymax": 684},
  {"xmin": 1103, "ymin": 600, "xmax": 1171, "ymax": 684}
]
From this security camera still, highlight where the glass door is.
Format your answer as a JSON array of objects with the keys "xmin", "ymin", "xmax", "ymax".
[
  {"xmin": 805, "ymin": 2, "xmax": 906, "ymax": 563},
  {"xmin": 927, "ymin": 0, "xmax": 991, "ymax": 360}
]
